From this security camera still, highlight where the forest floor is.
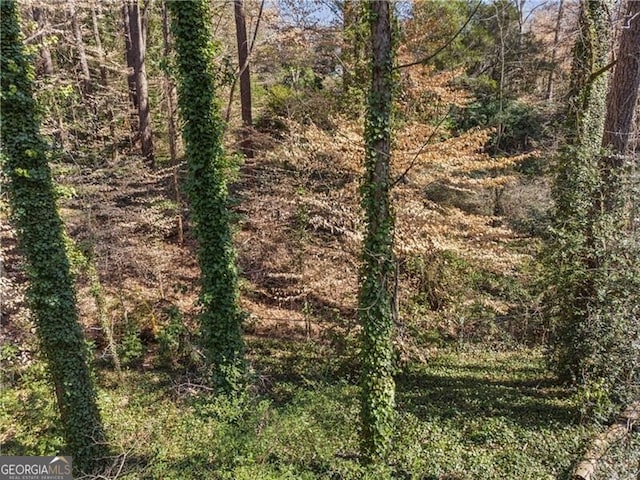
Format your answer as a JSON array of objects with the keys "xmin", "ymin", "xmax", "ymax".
[{"xmin": 1, "ymin": 118, "xmax": 639, "ymax": 478}]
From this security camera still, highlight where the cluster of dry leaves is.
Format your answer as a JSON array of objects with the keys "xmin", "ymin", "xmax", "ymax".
[{"xmin": 1, "ymin": 62, "xmax": 546, "ymax": 367}]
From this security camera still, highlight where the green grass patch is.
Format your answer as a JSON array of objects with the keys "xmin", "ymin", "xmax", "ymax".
[{"xmin": 1, "ymin": 342, "xmax": 597, "ymax": 479}]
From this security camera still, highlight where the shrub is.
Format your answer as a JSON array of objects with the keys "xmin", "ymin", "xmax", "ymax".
[{"xmin": 451, "ymin": 75, "xmax": 546, "ymax": 154}]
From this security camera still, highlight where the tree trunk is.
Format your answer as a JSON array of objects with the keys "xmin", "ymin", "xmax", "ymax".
[
  {"xmin": 90, "ymin": 1, "xmax": 108, "ymax": 86},
  {"xmin": 1, "ymin": 1, "xmax": 106, "ymax": 471},
  {"xmin": 67, "ymin": 0, "xmax": 92, "ymax": 95},
  {"xmin": 546, "ymin": 0, "xmax": 565, "ymax": 101},
  {"xmin": 597, "ymin": 0, "xmax": 640, "ymax": 214},
  {"xmin": 234, "ymin": 0, "xmax": 253, "ymax": 158},
  {"xmin": 572, "ymin": 401, "xmax": 640, "ymax": 480},
  {"xmin": 545, "ymin": 0, "xmax": 613, "ymax": 383},
  {"xmin": 122, "ymin": 2, "xmax": 137, "ymax": 110},
  {"xmin": 31, "ymin": 6, "xmax": 54, "ymax": 75},
  {"xmin": 128, "ymin": 0, "xmax": 154, "ymax": 167},
  {"xmin": 162, "ymin": 0, "xmax": 179, "ymax": 163},
  {"xmin": 168, "ymin": 0, "xmax": 246, "ymax": 394},
  {"xmin": 359, "ymin": 0, "xmax": 395, "ymax": 464},
  {"xmin": 601, "ymin": 0, "xmax": 640, "ymax": 159},
  {"xmin": 567, "ymin": 0, "xmax": 612, "ymax": 145}
]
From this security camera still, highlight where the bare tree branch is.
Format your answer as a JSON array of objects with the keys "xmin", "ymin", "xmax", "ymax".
[
  {"xmin": 391, "ymin": 105, "xmax": 454, "ymax": 188},
  {"xmin": 394, "ymin": 1, "xmax": 482, "ymax": 70}
]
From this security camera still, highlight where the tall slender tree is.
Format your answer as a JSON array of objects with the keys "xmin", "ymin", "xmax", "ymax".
[
  {"xmin": 233, "ymin": 0, "xmax": 251, "ymax": 129},
  {"xmin": 32, "ymin": 5, "xmax": 54, "ymax": 76},
  {"xmin": 0, "ymin": 0, "xmax": 106, "ymax": 471},
  {"xmin": 168, "ymin": 0, "xmax": 246, "ymax": 393},
  {"xmin": 126, "ymin": 0, "xmax": 154, "ymax": 167},
  {"xmin": 161, "ymin": 0, "xmax": 180, "ymax": 163},
  {"xmin": 67, "ymin": 0, "xmax": 92, "ymax": 95},
  {"xmin": 90, "ymin": 0, "xmax": 108, "ymax": 87},
  {"xmin": 122, "ymin": 2, "xmax": 137, "ymax": 110},
  {"xmin": 359, "ymin": 0, "xmax": 396, "ymax": 463}
]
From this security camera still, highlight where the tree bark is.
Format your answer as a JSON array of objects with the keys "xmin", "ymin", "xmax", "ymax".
[
  {"xmin": 572, "ymin": 400, "xmax": 640, "ymax": 480},
  {"xmin": 599, "ymin": 0, "xmax": 640, "ymax": 216},
  {"xmin": 546, "ymin": 0, "xmax": 613, "ymax": 384},
  {"xmin": 359, "ymin": 0, "xmax": 395, "ymax": 464},
  {"xmin": 567, "ymin": 0, "xmax": 612, "ymax": 145},
  {"xmin": 234, "ymin": 0, "xmax": 253, "ymax": 158},
  {"xmin": 162, "ymin": 0, "xmax": 179, "ymax": 163},
  {"xmin": 90, "ymin": 0, "xmax": 108, "ymax": 86},
  {"xmin": 127, "ymin": 0, "xmax": 154, "ymax": 167},
  {"xmin": 31, "ymin": 6, "xmax": 54, "ymax": 75},
  {"xmin": 122, "ymin": 2, "xmax": 137, "ymax": 110},
  {"xmin": 602, "ymin": 0, "xmax": 640, "ymax": 157},
  {"xmin": 67, "ymin": 0, "xmax": 92, "ymax": 95}
]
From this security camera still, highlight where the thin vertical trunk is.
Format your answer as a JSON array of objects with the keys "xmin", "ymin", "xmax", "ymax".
[
  {"xmin": 91, "ymin": 0, "xmax": 116, "ymax": 161},
  {"xmin": 360, "ymin": 0, "xmax": 395, "ymax": 464},
  {"xmin": 234, "ymin": 0, "xmax": 253, "ymax": 158},
  {"xmin": 225, "ymin": 0, "xmax": 264, "ymax": 124},
  {"xmin": 122, "ymin": 2, "xmax": 137, "ymax": 110},
  {"xmin": 495, "ymin": 1, "xmax": 506, "ymax": 153},
  {"xmin": 90, "ymin": 1, "xmax": 108, "ymax": 86},
  {"xmin": 68, "ymin": 0, "xmax": 92, "ymax": 95},
  {"xmin": 32, "ymin": 6, "xmax": 54, "ymax": 75},
  {"xmin": 546, "ymin": 0, "xmax": 565, "ymax": 101},
  {"xmin": 162, "ymin": 0, "xmax": 179, "ymax": 163},
  {"xmin": 128, "ymin": 0, "xmax": 154, "ymax": 167}
]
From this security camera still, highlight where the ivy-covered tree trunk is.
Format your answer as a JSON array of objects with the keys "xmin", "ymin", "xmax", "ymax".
[
  {"xmin": 359, "ymin": 0, "xmax": 395, "ymax": 464},
  {"xmin": 0, "ymin": 0, "xmax": 106, "ymax": 472},
  {"xmin": 168, "ymin": 0, "xmax": 246, "ymax": 394},
  {"xmin": 582, "ymin": 0, "xmax": 640, "ymax": 408},
  {"xmin": 545, "ymin": 0, "xmax": 614, "ymax": 404}
]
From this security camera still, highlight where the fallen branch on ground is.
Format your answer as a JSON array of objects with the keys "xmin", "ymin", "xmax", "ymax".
[{"xmin": 572, "ymin": 400, "xmax": 640, "ymax": 480}]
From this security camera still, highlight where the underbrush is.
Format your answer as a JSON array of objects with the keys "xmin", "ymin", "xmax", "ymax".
[{"xmin": 1, "ymin": 340, "xmax": 598, "ymax": 479}]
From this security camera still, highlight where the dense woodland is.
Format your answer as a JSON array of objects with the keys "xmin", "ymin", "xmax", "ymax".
[{"xmin": 1, "ymin": 0, "xmax": 639, "ymax": 478}]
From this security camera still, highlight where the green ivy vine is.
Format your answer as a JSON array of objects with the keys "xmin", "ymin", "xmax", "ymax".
[
  {"xmin": 0, "ymin": 0, "xmax": 106, "ymax": 472},
  {"xmin": 543, "ymin": 0, "xmax": 639, "ymax": 416},
  {"xmin": 167, "ymin": 0, "xmax": 245, "ymax": 394},
  {"xmin": 359, "ymin": 0, "xmax": 396, "ymax": 464}
]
